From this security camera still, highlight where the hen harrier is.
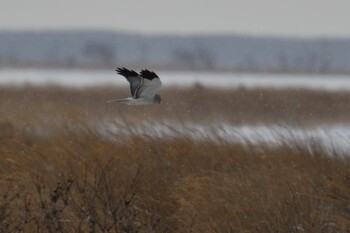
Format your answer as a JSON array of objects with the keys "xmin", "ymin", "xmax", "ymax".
[{"xmin": 107, "ymin": 67, "xmax": 162, "ymax": 105}]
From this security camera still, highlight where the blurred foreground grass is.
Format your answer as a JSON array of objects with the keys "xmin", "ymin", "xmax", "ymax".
[
  {"xmin": 0, "ymin": 131, "xmax": 349, "ymax": 232},
  {"xmin": 0, "ymin": 86, "xmax": 349, "ymax": 232}
]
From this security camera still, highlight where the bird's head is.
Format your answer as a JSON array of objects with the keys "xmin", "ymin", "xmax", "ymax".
[{"xmin": 154, "ymin": 94, "xmax": 161, "ymax": 104}]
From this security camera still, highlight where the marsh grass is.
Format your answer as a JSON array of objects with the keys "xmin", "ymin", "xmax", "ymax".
[
  {"xmin": 0, "ymin": 128, "xmax": 349, "ymax": 232},
  {"xmin": 1, "ymin": 86, "xmax": 350, "ymax": 127},
  {"xmin": 0, "ymin": 86, "xmax": 349, "ymax": 232}
]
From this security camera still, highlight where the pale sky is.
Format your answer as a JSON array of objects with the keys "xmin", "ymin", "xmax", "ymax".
[{"xmin": 1, "ymin": 0, "xmax": 350, "ymax": 38}]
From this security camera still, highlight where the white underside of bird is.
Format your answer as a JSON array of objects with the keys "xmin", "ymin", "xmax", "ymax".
[{"xmin": 107, "ymin": 97, "xmax": 156, "ymax": 105}]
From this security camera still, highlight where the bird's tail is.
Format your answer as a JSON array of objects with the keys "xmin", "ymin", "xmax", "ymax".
[{"xmin": 106, "ymin": 98, "xmax": 130, "ymax": 104}]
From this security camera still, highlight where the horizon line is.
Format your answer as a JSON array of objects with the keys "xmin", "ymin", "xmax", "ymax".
[{"xmin": 0, "ymin": 28, "xmax": 349, "ymax": 40}]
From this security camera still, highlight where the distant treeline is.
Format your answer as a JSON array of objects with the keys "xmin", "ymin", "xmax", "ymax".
[{"xmin": 0, "ymin": 30, "xmax": 350, "ymax": 73}]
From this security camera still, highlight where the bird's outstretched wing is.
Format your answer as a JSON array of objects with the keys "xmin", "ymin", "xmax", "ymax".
[
  {"xmin": 137, "ymin": 69, "xmax": 162, "ymax": 98},
  {"xmin": 116, "ymin": 67, "xmax": 142, "ymax": 98},
  {"xmin": 140, "ymin": 70, "xmax": 159, "ymax": 80}
]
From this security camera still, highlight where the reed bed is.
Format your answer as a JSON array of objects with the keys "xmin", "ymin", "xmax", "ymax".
[
  {"xmin": 0, "ymin": 128, "xmax": 349, "ymax": 232},
  {"xmin": 1, "ymin": 85, "xmax": 350, "ymax": 127},
  {"xmin": 0, "ymin": 86, "xmax": 348, "ymax": 232}
]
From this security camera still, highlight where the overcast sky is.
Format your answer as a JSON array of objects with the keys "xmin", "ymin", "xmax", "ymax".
[{"xmin": 1, "ymin": 0, "xmax": 349, "ymax": 38}]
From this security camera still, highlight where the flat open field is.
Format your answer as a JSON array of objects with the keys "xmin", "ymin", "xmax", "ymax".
[{"xmin": 0, "ymin": 86, "xmax": 349, "ymax": 232}]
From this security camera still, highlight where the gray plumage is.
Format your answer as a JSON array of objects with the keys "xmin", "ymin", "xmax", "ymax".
[{"xmin": 107, "ymin": 67, "xmax": 162, "ymax": 105}]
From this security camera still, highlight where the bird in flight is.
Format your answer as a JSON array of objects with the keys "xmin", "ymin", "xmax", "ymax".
[{"xmin": 107, "ymin": 67, "xmax": 162, "ymax": 105}]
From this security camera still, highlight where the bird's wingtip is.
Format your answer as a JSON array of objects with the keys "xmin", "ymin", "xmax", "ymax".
[{"xmin": 116, "ymin": 68, "xmax": 138, "ymax": 77}]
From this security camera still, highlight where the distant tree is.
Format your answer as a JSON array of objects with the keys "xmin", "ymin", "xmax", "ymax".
[
  {"xmin": 278, "ymin": 53, "xmax": 289, "ymax": 72},
  {"xmin": 319, "ymin": 55, "xmax": 331, "ymax": 74},
  {"xmin": 172, "ymin": 47, "xmax": 215, "ymax": 70},
  {"xmin": 243, "ymin": 55, "xmax": 258, "ymax": 72},
  {"xmin": 307, "ymin": 52, "xmax": 317, "ymax": 72},
  {"xmin": 172, "ymin": 49, "xmax": 196, "ymax": 69},
  {"xmin": 196, "ymin": 48, "xmax": 215, "ymax": 69},
  {"xmin": 84, "ymin": 42, "xmax": 115, "ymax": 66}
]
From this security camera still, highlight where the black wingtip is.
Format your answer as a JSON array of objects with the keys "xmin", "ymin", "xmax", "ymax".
[
  {"xmin": 140, "ymin": 69, "xmax": 159, "ymax": 80},
  {"xmin": 115, "ymin": 67, "xmax": 126, "ymax": 74},
  {"xmin": 115, "ymin": 67, "xmax": 138, "ymax": 77}
]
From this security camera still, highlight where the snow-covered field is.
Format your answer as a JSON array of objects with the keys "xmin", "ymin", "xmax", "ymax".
[
  {"xmin": 1, "ymin": 68, "xmax": 350, "ymax": 90},
  {"xmin": 96, "ymin": 121, "xmax": 350, "ymax": 156}
]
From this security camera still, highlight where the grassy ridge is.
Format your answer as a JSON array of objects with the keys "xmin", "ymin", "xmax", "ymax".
[{"xmin": 0, "ymin": 86, "xmax": 349, "ymax": 232}]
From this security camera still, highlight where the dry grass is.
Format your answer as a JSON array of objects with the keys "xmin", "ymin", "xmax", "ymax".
[
  {"xmin": 1, "ymin": 85, "xmax": 350, "ymax": 127},
  {"xmin": 0, "ymin": 131, "xmax": 349, "ymax": 232},
  {"xmin": 0, "ymin": 86, "xmax": 349, "ymax": 232}
]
